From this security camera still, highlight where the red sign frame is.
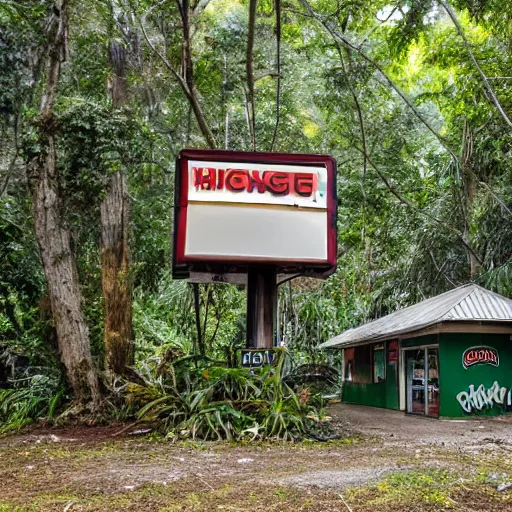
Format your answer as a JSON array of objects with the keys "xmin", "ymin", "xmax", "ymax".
[{"xmin": 172, "ymin": 149, "xmax": 337, "ymax": 279}]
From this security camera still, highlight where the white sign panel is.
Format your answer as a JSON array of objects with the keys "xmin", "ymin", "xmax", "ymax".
[{"xmin": 184, "ymin": 204, "xmax": 328, "ymax": 261}]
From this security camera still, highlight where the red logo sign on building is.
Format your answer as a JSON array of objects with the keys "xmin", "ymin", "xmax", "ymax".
[{"xmin": 462, "ymin": 346, "xmax": 499, "ymax": 369}]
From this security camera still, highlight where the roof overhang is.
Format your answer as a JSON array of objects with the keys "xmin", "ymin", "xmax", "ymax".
[{"xmin": 320, "ymin": 320, "xmax": 512, "ymax": 350}]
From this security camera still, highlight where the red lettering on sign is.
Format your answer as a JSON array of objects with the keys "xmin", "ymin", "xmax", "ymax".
[
  {"xmin": 294, "ymin": 173, "xmax": 317, "ymax": 197},
  {"xmin": 248, "ymin": 171, "xmax": 267, "ymax": 193},
  {"xmin": 192, "ymin": 167, "xmax": 319, "ymax": 198},
  {"xmin": 466, "ymin": 351, "xmax": 477, "ymax": 363},
  {"xmin": 225, "ymin": 169, "xmax": 250, "ymax": 192},
  {"xmin": 265, "ymin": 172, "xmax": 290, "ymax": 195},
  {"xmin": 217, "ymin": 169, "xmax": 225, "ymax": 190},
  {"xmin": 194, "ymin": 167, "xmax": 216, "ymax": 190}
]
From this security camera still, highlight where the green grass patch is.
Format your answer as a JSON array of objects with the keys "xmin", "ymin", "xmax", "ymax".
[
  {"xmin": 17, "ymin": 482, "xmax": 330, "ymax": 511},
  {"xmin": 0, "ymin": 503, "xmax": 29, "ymax": 512},
  {"xmin": 348, "ymin": 469, "xmax": 459, "ymax": 508}
]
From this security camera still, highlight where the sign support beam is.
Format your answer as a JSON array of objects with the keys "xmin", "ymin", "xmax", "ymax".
[{"xmin": 246, "ymin": 267, "xmax": 277, "ymax": 349}]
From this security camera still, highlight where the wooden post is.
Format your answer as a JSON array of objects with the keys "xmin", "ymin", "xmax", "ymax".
[{"xmin": 246, "ymin": 267, "xmax": 277, "ymax": 349}]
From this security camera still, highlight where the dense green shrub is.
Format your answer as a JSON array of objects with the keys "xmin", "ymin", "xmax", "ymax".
[
  {"xmin": 124, "ymin": 348, "xmax": 330, "ymax": 442},
  {"xmin": 0, "ymin": 372, "xmax": 64, "ymax": 434}
]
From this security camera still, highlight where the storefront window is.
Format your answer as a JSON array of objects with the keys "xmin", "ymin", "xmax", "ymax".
[{"xmin": 373, "ymin": 344, "xmax": 385, "ymax": 382}]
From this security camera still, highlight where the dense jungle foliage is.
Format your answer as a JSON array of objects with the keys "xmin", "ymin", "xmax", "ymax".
[{"xmin": 1, "ymin": 0, "xmax": 511, "ymax": 437}]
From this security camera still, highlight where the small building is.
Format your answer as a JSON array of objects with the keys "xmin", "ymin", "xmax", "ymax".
[{"xmin": 320, "ymin": 284, "xmax": 512, "ymax": 418}]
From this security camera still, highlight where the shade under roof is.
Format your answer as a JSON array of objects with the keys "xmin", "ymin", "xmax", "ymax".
[{"xmin": 319, "ymin": 284, "xmax": 512, "ymax": 349}]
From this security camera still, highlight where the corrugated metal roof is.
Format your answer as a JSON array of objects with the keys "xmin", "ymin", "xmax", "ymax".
[{"xmin": 320, "ymin": 284, "xmax": 512, "ymax": 349}]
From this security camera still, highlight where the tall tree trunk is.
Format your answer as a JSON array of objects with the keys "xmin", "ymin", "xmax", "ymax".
[
  {"xmin": 27, "ymin": 0, "xmax": 101, "ymax": 408},
  {"xmin": 246, "ymin": 0, "xmax": 257, "ymax": 150},
  {"xmin": 461, "ymin": 120, "xmax": 482, "ymax": 279},
  {"xmin": 101, "ymin": 171, "xmax": 133, "ymax": 374},
  {"xmin": 101, "ymin": 40, "xmax": 133, "ymax": 375},
  {"xmin": 465, "ymin": 170, "xmax": 480, "ymax": 278}
]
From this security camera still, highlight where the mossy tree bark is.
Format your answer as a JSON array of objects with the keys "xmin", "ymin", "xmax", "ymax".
[
  {"xmin": 100, "ymin": 171, "xmax": 133, "ymax": 374},
  {"xmin": 27, "ymin": 0, "xmax": 102, "ymax": 408},
  {"xmin": 101, "ymin": 40, "xmax": 133, "ymax": 375}
]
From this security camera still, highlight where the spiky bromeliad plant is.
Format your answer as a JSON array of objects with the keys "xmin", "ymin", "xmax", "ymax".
[{"xmin": 124, "ymin": 347, "xmax": 330, "ymax": 442}]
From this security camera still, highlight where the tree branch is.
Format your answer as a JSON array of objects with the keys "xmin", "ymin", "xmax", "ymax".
[
  {"xmin": 246, "ymin": 0, "xmax": 257, "ymax": 150},
  {"xmin": 255, "ymin": 71, "xmax": 280, "ymax": 82},
  {"xmin": 208, "ymin": 314, "xmax": 221, "ymax": 349},
  {"xmin": 354, "ymin": 145, "xmax": 483, "ymax": 265},
  {"xmin": 202, "ymin": 284, "xmax": 211, "ymax": 342},
  {"xmin": 139, "ymin": 17, "xmax": 189, "ymax": 93},
  {"xmin": 192, "ymin": 283, "xmax": 204, "ymax": 356},
  {"xmin": 1, "ymin": 149, "xmax": 20, "ymax": 197},
  {"xmin": 297, "ymin": 0, "xmax": 512, "ymax": 221},
  {"xmin": 40, "ymin": 0, "xmax": 69, "ymax": 116},
  {"xmin": 140, "ymin": 3, "xmax": 217, "ymax": 148},
  {"xmin": 358, "ymin": 6, "xmax": 398, "ymax": 47},
  {"xmin": 270, "ymin": 0, "xmax": 281, "ymax": 151},
  {"xmin": 177, "ymin": 0, "xmax": 217, "ymax": 148},
  {"xmin": 192, "ymin": 0, "xmax": 212, "ymax": 18},
  {"xmin": 1, "ymin": 111, "xmax": 20, "ymax": 197},
  {"xmin": 297, "ymin": 0, "xmax": 459, "ymax": 161},
  {"xmin": 330, "ymin": 38, "xmax": 367, "ymax": 181},
  {"xmin": 440, "ymin": 1, "xmax": 512, "ymax": 129}
]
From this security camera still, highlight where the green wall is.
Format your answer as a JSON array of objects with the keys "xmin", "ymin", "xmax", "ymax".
[
  {"xmin": 439, "ymin": 333, "xmax": 512, "ymax": 418},
  {"xmin": 343, "ymin": 382, "xmax": 387, "ymax": 407},
  {"xmin": 342, "ymin": 340, "xmax": 399, "ymax": 410},
  {"xmin": 385, "ymin": 357, "xmax": 399, "ymax": 410}
]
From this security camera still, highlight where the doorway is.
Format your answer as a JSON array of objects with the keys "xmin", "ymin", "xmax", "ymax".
[{"xmin": 405, "ymin": 347, "xmax": 439, "ymax": 417}]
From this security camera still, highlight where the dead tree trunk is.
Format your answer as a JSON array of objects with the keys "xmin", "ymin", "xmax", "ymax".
[
  {"xmin": 27, "ymin": 0, "xmax": 101, "ymax": 408},
  {"xmin": 101, "ymin": 40, "xmax": 133, "ymax": 375}
]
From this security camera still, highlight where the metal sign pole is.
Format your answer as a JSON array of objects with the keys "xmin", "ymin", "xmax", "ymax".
[{"xmin": 246, "ymin": 266, "xmax": 277, "ymax": 349}]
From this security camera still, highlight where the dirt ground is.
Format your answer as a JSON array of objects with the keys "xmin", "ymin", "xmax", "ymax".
[
  {"xmin": 330, "ymin": 403, "xmax": 512, "ymax": 449},
  {"xmin": 2, "ymin": 404, "xmax": 512, "ymax": 511}
]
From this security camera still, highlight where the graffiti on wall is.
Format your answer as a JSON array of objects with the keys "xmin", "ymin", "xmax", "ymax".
[
  {"xmin": 462, "ymin": 346, "xmax": 499, "ymax": 369},
  {"xmin": 456, "ymin": 381, "xmax": 512, "ymax": 413}
]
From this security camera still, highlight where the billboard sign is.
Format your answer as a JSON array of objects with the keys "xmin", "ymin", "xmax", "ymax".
[{"xmin": 173, "ymin": 149, "xmax": 337, "ymax": 279}]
